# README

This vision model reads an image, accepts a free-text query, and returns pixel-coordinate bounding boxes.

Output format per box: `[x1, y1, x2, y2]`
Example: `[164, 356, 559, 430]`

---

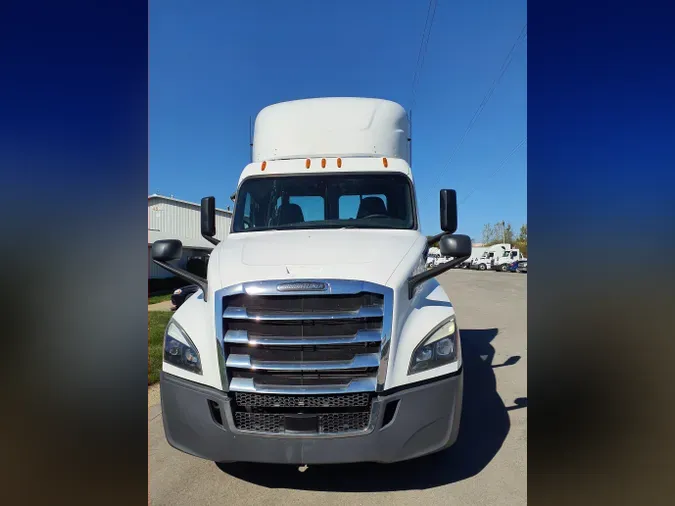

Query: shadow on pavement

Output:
[216, 327, 525, 491]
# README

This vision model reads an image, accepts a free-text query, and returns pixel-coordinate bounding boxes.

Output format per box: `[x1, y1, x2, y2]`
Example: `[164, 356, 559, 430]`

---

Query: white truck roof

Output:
[487, 243, 511, 251]
[252, 97, 410, 164]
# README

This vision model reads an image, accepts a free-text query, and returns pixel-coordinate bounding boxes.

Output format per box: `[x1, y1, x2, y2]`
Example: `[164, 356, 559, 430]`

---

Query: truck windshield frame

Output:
[231, 172, 417, 233]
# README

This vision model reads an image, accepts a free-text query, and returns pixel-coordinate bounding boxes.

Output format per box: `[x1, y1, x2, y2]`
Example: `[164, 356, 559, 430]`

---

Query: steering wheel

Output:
[361, 213, 389, 219]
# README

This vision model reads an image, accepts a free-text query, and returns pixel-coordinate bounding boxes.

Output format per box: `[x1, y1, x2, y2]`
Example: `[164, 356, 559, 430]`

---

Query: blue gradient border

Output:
[0, 1, 148, 503]
[529, 1, 674, 504]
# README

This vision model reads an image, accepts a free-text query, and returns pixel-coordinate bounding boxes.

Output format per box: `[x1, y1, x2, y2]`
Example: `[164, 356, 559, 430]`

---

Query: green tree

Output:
[503, 223, 515, 244]
[480, 221, 524, 250]
[426, 236, 439, 248]
[482, 223, 495, 244]
[514, 223, 527, 256]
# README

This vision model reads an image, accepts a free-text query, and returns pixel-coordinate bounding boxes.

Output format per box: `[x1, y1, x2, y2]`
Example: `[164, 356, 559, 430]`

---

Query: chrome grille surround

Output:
[214, 279, 394, 395]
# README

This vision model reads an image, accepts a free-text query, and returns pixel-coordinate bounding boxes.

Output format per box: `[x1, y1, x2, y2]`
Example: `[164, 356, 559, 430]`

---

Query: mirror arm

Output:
[202, 234, 220, 246]
[427, 233, 445, 246]
[152, 260, 209, 301]
[407, 255, 470, 299]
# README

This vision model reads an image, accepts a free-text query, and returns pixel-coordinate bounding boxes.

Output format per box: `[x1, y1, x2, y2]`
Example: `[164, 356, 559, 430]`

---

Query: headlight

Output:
[408, 315, 460, 375]
[164, 320, 202, 374]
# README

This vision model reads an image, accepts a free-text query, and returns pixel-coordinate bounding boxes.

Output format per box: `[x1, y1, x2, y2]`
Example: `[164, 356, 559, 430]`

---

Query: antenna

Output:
[249, 116, 253, 163]
[408, 109, 413, 167]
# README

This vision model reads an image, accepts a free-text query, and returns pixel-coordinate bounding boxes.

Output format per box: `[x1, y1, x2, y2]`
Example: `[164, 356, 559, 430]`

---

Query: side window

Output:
[242, 193, 252, 229]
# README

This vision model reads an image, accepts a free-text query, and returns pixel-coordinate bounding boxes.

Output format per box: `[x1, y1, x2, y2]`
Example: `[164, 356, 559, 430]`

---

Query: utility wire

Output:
[459, 137, 527, 207]
[410, 0, 438, 111]
[439, 23, 527, 176]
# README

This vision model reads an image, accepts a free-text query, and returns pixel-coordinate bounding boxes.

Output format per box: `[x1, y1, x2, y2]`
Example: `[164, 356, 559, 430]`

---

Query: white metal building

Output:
[148, 194, 232, 279]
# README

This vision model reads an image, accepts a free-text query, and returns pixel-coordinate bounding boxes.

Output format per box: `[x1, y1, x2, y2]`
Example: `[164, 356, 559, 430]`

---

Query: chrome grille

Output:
[215, 280, 392, 435]
[218, 281, 389, 395]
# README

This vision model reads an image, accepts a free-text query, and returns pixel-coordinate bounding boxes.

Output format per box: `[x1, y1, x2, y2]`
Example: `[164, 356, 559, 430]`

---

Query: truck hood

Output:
[214, 229, 421, 288]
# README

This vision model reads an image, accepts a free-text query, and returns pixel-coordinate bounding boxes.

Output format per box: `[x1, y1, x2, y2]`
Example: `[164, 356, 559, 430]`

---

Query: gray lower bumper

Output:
[160, 370, 463, 464]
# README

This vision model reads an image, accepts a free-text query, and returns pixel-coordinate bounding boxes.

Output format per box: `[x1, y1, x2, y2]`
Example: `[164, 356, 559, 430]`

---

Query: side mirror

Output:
[440, 189, 457, 234]
[439, 234, 472, 257]
[151, 239, 208, 301]
[151, 239, 182, 262]
[201, 196, 219, 246]
[409, 232, 472, 299]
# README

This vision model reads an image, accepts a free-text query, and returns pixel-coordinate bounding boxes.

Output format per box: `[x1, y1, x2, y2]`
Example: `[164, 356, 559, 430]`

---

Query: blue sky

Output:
[149, 0, 526, 240]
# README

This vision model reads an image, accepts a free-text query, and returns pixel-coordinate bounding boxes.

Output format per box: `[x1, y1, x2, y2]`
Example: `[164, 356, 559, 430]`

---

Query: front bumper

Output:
[160, 370, 463, 464]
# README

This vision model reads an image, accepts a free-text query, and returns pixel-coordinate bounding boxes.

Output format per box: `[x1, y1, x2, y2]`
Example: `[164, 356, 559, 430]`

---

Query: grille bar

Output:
[226, 353, 380, 371]
[223, 329, 382, 346]
[228, 376, 377, 394]
[223, 306, 383, 321]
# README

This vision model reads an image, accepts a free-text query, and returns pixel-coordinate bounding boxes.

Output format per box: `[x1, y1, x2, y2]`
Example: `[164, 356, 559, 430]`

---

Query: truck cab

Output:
[493, 248, 526, 272]
[426, 247, 441, 268]
[471, 243, 512, 271]
[151, 97, 471, 465]
[472, 251, 495, 270]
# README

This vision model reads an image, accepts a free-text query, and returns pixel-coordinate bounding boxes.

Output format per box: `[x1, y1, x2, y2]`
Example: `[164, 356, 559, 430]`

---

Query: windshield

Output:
[232, 173, 415, 232]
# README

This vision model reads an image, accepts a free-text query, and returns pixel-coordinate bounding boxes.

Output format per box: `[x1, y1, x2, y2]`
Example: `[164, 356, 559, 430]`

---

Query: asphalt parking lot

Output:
[149, 269, 527, 506]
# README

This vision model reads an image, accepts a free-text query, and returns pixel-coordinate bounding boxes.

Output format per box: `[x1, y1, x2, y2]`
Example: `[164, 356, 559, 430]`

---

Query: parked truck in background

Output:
[426, 246, 441, 268]
[493, 248, 526, 272]
[151, 97, 471, 465]
[471, 243, 511, 270]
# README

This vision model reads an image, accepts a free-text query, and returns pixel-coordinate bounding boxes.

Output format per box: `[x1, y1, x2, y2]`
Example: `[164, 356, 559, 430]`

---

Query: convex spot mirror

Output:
[151, 239, 183, 262]
[439, 234, 471, 257]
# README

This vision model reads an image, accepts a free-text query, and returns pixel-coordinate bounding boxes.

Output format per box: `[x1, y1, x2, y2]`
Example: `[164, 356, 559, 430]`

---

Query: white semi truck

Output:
[426, 246, 441, 268]
[151, 97, 471, 465]
[492, 248, 527, 272]
[471, 243, 511, 270]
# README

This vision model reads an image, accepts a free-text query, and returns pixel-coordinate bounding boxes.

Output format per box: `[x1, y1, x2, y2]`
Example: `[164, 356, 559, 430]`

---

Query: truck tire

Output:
[500, 263, 509, 272]
[478, 263, 486, 271]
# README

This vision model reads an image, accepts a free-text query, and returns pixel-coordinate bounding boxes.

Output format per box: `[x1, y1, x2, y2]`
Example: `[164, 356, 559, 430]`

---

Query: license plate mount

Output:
[284, 414, 319, 433]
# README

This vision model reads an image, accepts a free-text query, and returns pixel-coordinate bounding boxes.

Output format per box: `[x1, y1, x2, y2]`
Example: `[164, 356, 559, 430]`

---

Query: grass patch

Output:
[148, 293, 172, 305]
[148, 311, 172, 385]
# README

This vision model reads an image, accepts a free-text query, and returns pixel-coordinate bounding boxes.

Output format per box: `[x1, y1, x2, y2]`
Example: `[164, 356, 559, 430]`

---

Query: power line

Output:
[410, 0, 438, 111]
[459, 136, 527, 207]
[439, 23, 527, 175]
